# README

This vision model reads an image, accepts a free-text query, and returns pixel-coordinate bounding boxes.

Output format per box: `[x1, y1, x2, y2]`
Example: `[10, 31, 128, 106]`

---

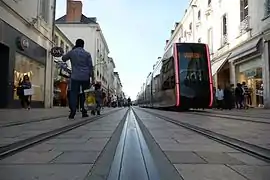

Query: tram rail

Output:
[0, 108, 123, 160]
[136, 108, 270, 163]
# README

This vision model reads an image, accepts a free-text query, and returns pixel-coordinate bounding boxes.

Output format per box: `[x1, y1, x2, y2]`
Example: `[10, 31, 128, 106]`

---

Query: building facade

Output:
[113, 72, 123, 98]
[52, 26, 73, 106]
[0, 0, 56, 108]
[165, 0, 270, 108]
[107, 57, 116, 95]
[55, 0, 111, 93]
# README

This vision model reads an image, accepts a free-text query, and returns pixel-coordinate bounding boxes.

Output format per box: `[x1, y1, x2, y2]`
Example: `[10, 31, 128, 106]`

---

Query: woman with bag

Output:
[19, 75, 32, 110]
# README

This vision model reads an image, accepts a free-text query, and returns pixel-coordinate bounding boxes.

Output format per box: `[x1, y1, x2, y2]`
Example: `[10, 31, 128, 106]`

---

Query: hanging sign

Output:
[51, 47, 64, 57]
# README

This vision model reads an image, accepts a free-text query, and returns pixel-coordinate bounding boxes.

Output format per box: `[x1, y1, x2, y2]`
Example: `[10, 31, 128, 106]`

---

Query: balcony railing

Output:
[221, 33, 228, 46]
[239, 16, 251, 34]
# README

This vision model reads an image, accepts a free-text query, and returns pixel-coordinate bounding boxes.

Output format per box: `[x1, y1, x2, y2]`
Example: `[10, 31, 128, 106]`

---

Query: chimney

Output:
[171, 30, 175, 35]
[66, 0, 82, 22]
[166, 40, 169, 44]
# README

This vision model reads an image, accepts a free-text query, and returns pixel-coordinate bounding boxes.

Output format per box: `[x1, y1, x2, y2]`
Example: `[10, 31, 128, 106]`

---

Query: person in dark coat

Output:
[224, 84, 233, 110]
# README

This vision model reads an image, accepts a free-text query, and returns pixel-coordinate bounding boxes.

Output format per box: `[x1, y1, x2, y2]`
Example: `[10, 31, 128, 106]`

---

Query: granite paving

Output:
[133, 108, 270, 180]
[0, 108, 128, 180]
[140, 108, 270, 150]
[0, 108, 117, 147]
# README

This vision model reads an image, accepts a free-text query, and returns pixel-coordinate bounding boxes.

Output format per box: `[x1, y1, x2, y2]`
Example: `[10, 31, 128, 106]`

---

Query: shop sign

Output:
[51, 47, 64, 57]
[16, 36, 29, 51]
[244, 69, 256, 78]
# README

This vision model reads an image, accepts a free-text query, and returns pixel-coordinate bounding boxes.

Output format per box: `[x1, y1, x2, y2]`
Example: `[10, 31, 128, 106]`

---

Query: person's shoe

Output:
[82, 113, 89, 118]
[68, 112, 75, 120]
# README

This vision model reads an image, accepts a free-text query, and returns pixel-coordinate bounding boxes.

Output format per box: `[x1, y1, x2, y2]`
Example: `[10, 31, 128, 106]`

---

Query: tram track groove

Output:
[0, 115, 68, 128]
[186, 110, 270, 124]
[0, 108, 123, 160]
[137, 108, 270, 163]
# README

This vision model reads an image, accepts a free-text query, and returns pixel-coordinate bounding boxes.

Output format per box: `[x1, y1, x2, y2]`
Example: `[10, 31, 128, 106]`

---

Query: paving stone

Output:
[174, 164, 247, 180]
[25, 143, 55, 152]
[46, 138, 88, 144]
[0, 164, 92, 180]
[196, 152, 245, 165]
[0, 151, 62, 164]
[52, 151, 100, 164]
[164, 151, 206, 164]
[227, 152, 270, 165]
[229, 165, 270, 180]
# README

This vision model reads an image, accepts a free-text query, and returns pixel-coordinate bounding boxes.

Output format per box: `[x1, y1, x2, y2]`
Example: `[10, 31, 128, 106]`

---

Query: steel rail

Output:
[0, 108, 123, 160]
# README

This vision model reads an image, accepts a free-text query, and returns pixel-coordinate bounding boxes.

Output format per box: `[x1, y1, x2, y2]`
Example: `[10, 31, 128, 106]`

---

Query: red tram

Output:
[137, 43, 213, 110]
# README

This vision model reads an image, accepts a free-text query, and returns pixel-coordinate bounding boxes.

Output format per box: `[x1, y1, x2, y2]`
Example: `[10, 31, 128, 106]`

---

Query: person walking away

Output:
[224, 84, 233, 110]
[212, 87, 217, 109]
[127, 97, 131, 107]
[235, 83, 244, 109]
[62, 39, 93, 119]
[91, 83, 102, 115]
[19, 75, 32, 110]
[76, 85, 84, 112]
[215, 85, 224, 110]
[66, 78, 71, 110]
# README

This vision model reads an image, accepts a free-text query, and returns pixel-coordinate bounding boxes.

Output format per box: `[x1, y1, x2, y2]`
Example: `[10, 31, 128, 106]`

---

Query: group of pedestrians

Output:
[62, 39, 102, 119]
[214, 82, 251, 110]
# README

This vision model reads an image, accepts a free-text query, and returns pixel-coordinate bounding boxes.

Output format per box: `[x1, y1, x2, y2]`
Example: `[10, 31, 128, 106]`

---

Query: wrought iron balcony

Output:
[222, 33, 228, 45]
[239, 16, 251, 34]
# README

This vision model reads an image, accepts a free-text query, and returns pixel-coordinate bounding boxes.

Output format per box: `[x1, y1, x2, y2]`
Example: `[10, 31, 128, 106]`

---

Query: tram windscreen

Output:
[177, 44, 210, 98]
[178, 44, 209, 83]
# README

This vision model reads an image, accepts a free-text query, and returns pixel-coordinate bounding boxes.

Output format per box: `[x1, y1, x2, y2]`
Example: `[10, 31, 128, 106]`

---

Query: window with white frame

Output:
[198, 10, 201, 20]
[40, 0, 49, 22]
[240, 0, 248, 22]
[208, 0, 212, 6]
[222, 14, 228, 45]
[265, 0, 270, 17]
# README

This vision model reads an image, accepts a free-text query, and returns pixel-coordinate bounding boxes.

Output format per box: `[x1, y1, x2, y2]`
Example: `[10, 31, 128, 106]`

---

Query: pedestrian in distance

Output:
[62, 39, 93, 120]
[91, 83, 102, 116]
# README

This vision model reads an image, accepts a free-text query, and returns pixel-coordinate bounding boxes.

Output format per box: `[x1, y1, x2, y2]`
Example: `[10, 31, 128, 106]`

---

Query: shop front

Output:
[229, 36, 264, 108]
[0, 20, 46, 108]
[211, 52, 232, 89]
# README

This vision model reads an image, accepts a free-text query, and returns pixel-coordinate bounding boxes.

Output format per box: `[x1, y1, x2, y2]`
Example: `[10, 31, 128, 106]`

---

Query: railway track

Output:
[0, 108, 123, 160]
[186, 110, 270, 124]
[137, 108, 270, 163]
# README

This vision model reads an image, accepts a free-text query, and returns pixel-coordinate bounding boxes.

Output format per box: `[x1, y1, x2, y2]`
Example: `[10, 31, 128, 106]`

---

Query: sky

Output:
[56, 0, 189, 100]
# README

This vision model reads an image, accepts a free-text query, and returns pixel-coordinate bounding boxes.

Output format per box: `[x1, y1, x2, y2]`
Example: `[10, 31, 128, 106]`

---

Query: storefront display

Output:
[13, 53, 45, 101]
[237, 67, 263, 107]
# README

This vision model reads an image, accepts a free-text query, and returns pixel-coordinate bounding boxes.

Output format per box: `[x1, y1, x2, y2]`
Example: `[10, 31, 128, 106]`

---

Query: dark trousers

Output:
[20, 95, 31, 108]
[76, 93, 84, 110]
[67, 90, 71, 109]
[69, 79, 89, 116]
[216, 100, 224, 109]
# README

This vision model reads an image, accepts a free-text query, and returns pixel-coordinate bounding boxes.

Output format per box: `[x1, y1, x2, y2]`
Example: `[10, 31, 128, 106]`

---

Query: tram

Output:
[137, 43, 213, 110]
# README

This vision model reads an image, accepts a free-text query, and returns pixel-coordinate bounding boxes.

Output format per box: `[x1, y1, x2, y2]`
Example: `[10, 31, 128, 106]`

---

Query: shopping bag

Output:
[24, 88, 34, 96]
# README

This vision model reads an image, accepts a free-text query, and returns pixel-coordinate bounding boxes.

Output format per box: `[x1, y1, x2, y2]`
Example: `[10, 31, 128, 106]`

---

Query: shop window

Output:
[237, 67, 263, 107]
[13, 53, 45, 101]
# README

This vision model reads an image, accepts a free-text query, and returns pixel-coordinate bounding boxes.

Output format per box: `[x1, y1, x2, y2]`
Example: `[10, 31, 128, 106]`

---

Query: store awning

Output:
[211, 53, 231, 76]
[228, 37, 263, 63]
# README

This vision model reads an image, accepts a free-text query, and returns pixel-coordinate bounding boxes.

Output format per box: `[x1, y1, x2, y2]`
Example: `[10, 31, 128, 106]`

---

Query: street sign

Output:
[51, 47, 64, 57]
